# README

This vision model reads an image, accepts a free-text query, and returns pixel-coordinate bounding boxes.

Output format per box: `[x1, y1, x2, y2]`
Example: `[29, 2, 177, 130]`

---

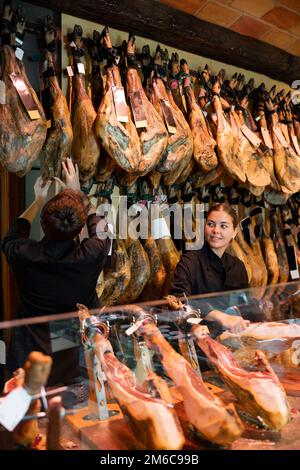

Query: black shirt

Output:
[2, 214, 111, 384]
[171, 242, 249, 304]
[2, 214, 110, 318]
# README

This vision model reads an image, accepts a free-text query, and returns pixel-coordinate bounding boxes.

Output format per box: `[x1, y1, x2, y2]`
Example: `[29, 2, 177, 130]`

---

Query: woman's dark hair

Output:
[41, 189, 91, 241]
[206, 203, 239, 228]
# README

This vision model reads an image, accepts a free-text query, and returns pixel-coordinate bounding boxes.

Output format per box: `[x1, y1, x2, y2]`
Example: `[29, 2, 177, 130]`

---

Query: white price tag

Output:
[261, 127, 273, 149]
[241, 124, 262, 148]
[151, 218, 171, 239]
[66, 66, 74, 77]
[186, 317, 202, 325]
[0, 80, 6, 105]
[273, 126, 289, 148]
[77, 63, 85, 75]
[291, 135, 300, 156]
[15, 47, 24, 61]
[290, 269, 300, 280]
[0, 387, 31, 431]
[125, 320, 143, 336]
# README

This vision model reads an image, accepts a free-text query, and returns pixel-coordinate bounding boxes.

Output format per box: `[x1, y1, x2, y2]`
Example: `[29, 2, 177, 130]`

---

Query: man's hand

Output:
[54, 157, 81, 191]
[34, 176, 52, 202]
[19, 176, 52, 223]
[205, 309, 250, 333]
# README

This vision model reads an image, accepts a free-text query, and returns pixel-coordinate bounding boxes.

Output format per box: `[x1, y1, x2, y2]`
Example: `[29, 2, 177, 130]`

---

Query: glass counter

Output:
[0, 281, 300, 450]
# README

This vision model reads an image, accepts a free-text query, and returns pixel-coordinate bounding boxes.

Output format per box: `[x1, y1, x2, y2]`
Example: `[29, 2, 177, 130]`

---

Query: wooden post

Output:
[0, 171, 25, 324]
[1, 171, 10, 323]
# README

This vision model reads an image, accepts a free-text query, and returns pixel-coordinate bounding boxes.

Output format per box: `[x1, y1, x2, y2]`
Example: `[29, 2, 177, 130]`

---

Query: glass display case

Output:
[0, 281, 300, 451]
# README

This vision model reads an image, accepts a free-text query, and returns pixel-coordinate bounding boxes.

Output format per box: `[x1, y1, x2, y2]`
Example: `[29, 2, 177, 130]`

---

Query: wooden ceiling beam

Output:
[27, 0, 300, 84]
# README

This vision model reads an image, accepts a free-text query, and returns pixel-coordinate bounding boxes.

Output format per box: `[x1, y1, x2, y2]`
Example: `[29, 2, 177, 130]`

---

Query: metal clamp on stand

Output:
[126, 313, 156, 383]
[175, 301, 203, 378]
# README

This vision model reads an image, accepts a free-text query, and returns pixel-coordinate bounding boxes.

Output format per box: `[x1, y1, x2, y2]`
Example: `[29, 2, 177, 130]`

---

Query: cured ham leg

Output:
[99, 239, 131, 306]
[151, 77, 193, 174]
[195, 333, 290, 431]
[126, 67, 168, 174]
[221, 322, 300, 342]
[212, 89, 246, 183]
[268, 99, 300, 193]
[41, 53, 73, 179]
[233, 109, 271, 188]
[95, 63, 142, 173]
[136, 318, 244, 445]
[138, 237, 166, 301]
[71, 69, 100, 184]
[78, 306, 184, 450]
[0, 45, 47, 176]
[184, 79, 218, 172]
[117, 236, 151, 305]
[220, 322, 300, 369]
[162, 89, 194, 185]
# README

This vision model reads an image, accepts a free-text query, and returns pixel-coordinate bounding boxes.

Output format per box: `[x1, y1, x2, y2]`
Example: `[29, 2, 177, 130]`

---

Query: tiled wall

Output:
[159, 0, 300, 57]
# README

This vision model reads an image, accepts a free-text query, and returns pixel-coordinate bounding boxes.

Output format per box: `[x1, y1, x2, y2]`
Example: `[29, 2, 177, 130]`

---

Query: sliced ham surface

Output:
[78, 306, 184, 450]
[137, 320, 243, 445]
[196, 333, 290, 430]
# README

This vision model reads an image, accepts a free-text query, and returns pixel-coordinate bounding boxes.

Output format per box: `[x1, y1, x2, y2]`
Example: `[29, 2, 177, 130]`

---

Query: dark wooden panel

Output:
[0, 172, 24, 323]
[26, 0, 300, 84]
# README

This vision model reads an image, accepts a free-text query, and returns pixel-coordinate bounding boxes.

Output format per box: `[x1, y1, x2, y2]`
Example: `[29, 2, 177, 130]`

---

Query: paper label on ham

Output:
[0, 80, 6, 104]
[291, 269, 300, 280]
[9, 72, 41, 120]
[273, 126, 289, 148]
[160, 99, 177, 134]
[187, 318, 202, 326]
[0, 387, 31, 431]
[261, 127, 273, 149]
[66, 66, 74, 77]
[180, 91, 187, 113]
[152, 218, 171, 239]
[291, 135, 300, 156]
[77, 63, 85, 75]
[15, 47, 24, 62]
[129, 90, 147, 128]
[125, 319, 144, 336]
[241, 124, 262, 148]
[112, 85, 129, 123]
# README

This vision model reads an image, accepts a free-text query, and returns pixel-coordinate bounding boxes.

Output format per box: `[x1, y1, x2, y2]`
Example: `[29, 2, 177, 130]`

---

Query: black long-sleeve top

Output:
[171, 243, 249, 321]
[171, 242, 249, 297]
[2, 214, 111, 319]
[2, 214, 111, 384]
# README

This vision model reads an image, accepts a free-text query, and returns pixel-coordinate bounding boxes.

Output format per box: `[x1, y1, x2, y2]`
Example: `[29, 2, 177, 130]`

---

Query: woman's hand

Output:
[221, 314, 250, 333]
[54, 157, 80, 191]
[205, 310, 250, 333]
[34, 176, 52, 203]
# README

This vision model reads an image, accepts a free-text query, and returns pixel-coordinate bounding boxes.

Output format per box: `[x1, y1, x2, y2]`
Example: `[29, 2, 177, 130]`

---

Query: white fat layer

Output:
[250, 379, 289, 417]
[240, 323, 300, 340]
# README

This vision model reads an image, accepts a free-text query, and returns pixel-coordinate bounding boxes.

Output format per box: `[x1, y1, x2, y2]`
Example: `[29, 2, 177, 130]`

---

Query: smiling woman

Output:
[171, 203, 249, 334]
[205, 204, 239, 258]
